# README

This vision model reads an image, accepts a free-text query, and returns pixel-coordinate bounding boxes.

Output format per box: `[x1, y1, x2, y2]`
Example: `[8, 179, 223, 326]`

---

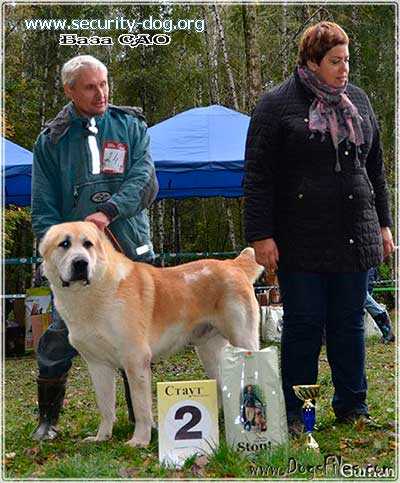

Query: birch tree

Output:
[203, 6, 220, 104]
[242, 4, 262, 111]
[212, 4, 239, 110]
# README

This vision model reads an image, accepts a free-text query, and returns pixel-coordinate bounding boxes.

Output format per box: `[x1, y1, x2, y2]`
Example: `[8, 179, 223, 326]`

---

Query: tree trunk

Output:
[202, 6, 220, 104]
[172, 201, 181, 255]
[351, 7, 362, 85]
[242, 4, 262, 111]
[156, 200, 165, 256]
[212, 4, 239, 110]
[223, 200, 238, 251]
[281, 2, 289, 79]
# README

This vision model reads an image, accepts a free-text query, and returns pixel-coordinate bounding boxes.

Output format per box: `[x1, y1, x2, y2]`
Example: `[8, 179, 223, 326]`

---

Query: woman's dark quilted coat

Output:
[244, 71, 392, 272]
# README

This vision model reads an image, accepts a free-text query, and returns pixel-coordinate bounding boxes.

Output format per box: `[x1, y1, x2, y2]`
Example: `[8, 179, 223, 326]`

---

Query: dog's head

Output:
[39, 221, 108, 290]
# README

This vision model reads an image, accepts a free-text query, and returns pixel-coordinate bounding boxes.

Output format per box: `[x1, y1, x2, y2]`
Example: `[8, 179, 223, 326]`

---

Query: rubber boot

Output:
[373, 312, 395, 343]
[32, 374, 67, 441]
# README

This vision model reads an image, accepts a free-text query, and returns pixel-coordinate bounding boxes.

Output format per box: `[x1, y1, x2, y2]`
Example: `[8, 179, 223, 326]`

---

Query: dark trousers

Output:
[278, 270, 368, 420]
[37, 305, 78, 378]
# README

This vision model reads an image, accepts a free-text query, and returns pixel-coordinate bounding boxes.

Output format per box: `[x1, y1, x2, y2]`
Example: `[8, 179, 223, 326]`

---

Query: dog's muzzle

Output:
[70, 258, 90, 283]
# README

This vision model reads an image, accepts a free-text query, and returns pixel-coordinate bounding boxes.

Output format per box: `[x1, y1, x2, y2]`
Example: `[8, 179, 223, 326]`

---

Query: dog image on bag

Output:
[39, 221, 263, 448]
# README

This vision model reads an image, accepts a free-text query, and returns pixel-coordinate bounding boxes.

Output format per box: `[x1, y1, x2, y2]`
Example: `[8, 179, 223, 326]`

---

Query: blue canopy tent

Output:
[149, 105, 250, 199]
[3, 105, 250, 206]
[3, 138, 33, 206]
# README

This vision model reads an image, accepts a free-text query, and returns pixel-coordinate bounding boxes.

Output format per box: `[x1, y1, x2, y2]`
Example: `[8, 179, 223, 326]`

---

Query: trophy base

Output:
[305, 433, 319, 452]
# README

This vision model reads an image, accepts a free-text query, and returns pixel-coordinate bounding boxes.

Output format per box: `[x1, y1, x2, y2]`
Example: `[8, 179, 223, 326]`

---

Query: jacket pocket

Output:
[289, 175, 338, 240]
[73, 178, 123, 204]
[72, 177, 124, 218]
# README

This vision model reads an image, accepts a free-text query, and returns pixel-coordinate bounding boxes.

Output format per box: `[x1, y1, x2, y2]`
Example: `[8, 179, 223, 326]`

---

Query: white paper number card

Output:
[157, 379, 219, 468]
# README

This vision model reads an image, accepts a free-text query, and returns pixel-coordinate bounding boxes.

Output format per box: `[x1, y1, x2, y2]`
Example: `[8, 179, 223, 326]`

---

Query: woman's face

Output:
[307, 44, 349, 88]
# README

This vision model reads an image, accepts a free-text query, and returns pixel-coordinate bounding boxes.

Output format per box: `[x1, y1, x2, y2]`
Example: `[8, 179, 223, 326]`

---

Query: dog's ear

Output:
[94, 228, 109, 261]
[38, 226, 57, 258]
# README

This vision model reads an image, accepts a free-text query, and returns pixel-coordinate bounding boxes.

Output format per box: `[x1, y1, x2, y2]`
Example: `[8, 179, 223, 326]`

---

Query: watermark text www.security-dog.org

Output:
[23, 15, 205, 48]
[250, 455, 395, 478]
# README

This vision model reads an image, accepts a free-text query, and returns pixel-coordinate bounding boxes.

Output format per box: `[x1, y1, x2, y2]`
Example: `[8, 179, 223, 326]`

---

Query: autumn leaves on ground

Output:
[4, 330, 396, 479]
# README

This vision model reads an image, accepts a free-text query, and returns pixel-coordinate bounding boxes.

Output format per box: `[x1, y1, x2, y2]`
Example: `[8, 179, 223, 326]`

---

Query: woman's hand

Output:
[252, 238, 279, 272]
[381, 227, 395, 258]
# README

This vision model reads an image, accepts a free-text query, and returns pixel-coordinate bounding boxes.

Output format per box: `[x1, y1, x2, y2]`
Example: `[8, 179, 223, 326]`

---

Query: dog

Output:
[39, 221, 263, 447]
[254, 409, 267, 432]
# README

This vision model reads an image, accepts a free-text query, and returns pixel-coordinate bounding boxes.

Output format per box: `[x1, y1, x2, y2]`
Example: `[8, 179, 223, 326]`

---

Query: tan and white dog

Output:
[39, 221, 263, 447]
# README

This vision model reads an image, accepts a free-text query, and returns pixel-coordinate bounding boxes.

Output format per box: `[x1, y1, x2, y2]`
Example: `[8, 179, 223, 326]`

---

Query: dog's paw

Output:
[82, 435, 99, 443]
[125, 436, 150, 448]
[82, 434, 110, 443]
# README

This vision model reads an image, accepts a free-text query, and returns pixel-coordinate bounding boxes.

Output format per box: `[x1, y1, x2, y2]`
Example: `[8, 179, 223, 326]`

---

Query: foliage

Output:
[4, 334, 396, 478]
[3, 4, 396, 293]
[4, 206, 34, 294]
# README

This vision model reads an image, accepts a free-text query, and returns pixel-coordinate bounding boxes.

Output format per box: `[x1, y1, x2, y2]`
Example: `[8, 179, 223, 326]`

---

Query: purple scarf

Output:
[297, 66, 364, 171]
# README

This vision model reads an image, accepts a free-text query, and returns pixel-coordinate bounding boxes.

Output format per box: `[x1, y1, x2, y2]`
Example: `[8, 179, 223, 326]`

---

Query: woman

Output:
[243, 22, 394, 433]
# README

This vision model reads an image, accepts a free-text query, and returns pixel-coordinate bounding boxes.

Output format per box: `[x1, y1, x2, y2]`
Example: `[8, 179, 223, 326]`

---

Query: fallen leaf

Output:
[354, 418, 366, 432]
[25, 447, 39, 457]
[194, 454, 209, 467]
[191, 454, 209, 477]
[30, 471, 45, 477]
[340, 438, 353, 450]
[353, 439, 369, 447]
[389, 440, 397, 450]
[169, 470, 184, 478]
[119, 467, 142, 478]
[5, 452, 16, 459]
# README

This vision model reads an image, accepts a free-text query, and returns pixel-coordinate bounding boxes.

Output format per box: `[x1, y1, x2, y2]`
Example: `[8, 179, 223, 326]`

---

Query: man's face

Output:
[64, 67, 109, 117]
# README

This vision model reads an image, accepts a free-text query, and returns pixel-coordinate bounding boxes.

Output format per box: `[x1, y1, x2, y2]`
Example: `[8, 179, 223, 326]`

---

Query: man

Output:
[31, 55, 158, 440]
[242, 384, 263, 431]
[365, 268, 395, 343]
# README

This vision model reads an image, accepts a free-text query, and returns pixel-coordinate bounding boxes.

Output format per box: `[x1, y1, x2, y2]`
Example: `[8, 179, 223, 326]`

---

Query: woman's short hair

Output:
[298, 21, 349, 66]
[61, 55, 107, 86]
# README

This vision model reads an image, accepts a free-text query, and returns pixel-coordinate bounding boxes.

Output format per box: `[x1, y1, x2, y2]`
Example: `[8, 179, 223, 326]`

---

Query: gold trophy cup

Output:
[292, 384, 320, 451]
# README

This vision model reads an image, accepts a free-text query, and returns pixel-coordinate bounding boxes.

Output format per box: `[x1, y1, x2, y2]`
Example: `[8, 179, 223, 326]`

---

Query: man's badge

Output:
[102, 141, 127, 174]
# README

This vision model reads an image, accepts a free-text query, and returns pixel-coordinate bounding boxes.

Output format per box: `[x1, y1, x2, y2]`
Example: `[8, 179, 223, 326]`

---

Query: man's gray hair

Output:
[61, 55, 107, 86]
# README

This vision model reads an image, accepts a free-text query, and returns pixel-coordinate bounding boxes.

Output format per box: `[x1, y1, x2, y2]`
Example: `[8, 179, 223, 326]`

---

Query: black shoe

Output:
[336, 412, 381, 429]
[32, 375, 67, 441]
[288, 418, 305, 438]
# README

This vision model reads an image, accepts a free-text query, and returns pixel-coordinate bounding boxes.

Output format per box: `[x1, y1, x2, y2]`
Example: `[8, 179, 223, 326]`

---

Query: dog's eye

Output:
[83, 240, 93, 249]
[59, 239, 71, 249]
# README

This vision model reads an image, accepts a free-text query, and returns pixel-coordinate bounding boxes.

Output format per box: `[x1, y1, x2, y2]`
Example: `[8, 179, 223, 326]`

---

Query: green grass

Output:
[3, 329, 397, 479]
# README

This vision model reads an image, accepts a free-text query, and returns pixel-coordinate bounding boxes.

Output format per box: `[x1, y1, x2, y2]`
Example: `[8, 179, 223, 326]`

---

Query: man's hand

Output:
[381, 227, 395, 259]
[85, 212, 110, 232]
[251, 238, 279, 273]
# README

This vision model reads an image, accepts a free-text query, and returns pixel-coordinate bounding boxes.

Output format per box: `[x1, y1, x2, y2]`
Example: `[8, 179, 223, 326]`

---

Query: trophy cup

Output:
[292, 384, 320, 451]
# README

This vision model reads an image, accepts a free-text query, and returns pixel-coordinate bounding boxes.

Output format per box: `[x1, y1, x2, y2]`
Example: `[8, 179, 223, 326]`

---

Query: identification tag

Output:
[157, 379, 219, 468]
[102, 142, 127, 174]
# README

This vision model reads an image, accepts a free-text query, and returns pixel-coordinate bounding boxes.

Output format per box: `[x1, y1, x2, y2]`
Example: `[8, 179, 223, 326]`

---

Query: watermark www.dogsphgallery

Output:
[250, 455, 395, 479]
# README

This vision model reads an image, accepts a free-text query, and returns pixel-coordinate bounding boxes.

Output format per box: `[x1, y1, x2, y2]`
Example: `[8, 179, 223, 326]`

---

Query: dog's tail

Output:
[234, 247, 264, 283]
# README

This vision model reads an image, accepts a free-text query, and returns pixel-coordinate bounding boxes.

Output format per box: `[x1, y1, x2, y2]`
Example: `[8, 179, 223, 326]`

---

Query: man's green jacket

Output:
[32, 102, 158, 261]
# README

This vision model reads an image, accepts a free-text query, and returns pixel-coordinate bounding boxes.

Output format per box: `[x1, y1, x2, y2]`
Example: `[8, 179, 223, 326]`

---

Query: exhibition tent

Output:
[149, 104, 250, 199]
[3, 138, 33, 207]
[3, 105, 250, 206]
